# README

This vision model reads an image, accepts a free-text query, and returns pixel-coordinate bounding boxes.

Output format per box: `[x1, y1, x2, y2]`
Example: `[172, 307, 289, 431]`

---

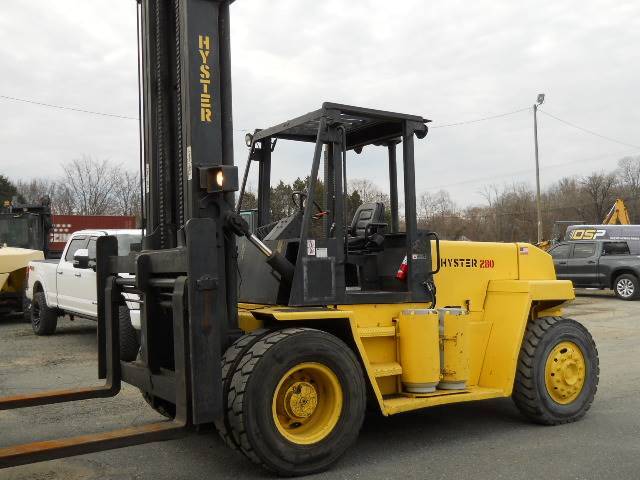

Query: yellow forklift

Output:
[0, 0, 598, 476]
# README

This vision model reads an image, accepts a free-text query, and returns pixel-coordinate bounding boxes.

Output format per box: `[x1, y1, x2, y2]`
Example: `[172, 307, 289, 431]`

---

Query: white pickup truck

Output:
[26, 229, 141, 361]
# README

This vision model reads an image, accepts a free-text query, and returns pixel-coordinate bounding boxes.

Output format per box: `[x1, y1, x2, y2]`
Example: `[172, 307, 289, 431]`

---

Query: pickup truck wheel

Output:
[119, 306, 140, 362]
[31, 292, 58, 336]
[513, 316, 599, 425]
[613, 274, 639, 300]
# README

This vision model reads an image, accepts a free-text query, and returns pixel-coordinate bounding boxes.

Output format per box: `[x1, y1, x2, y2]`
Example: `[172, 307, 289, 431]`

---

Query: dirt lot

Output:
[1, 291, 639, 480]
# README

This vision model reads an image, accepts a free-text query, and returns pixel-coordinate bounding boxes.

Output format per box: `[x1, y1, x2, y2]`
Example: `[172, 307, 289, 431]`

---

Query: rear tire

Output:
[226, 328, 366, 476]
[31, 291, 58, 336]
[613, 273, 639, 300]
[119, 306, 140, 362]
[513, 316, 599, 425]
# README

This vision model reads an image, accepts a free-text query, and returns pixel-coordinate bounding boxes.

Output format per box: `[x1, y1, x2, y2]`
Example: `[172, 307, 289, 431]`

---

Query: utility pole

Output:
[533, 93, 545, 243]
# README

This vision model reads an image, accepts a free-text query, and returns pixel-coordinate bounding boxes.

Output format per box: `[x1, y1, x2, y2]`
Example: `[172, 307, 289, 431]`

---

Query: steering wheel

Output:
[291, 191, 328, 219]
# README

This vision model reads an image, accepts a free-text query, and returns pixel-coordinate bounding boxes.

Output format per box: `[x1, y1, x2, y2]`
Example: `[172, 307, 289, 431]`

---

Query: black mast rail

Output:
[0, 0, 240, 467]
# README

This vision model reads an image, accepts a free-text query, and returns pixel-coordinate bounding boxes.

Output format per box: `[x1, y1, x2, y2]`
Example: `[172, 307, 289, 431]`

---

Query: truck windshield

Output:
[0, 216, 37, 249]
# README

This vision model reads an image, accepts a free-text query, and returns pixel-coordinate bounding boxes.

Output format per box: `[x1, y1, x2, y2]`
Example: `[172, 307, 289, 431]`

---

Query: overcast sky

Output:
[1, 0, 639, 206]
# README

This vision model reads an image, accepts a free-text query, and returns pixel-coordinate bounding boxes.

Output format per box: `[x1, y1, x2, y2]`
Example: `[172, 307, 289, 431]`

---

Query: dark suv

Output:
[549, 240, 640, 300]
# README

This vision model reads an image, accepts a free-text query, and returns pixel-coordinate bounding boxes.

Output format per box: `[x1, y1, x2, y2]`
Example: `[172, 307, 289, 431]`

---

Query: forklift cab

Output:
[236, 103, 438, 306]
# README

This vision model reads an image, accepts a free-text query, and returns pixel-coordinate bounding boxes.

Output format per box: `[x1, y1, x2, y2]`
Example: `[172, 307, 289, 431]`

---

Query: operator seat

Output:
[347, 202, 386, 251]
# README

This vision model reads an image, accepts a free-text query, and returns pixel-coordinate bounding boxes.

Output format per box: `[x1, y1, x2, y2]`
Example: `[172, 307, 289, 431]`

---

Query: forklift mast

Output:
[130, 0, 240, 422]
[0, 0, 241, 467]
[140, 0, 238, 331]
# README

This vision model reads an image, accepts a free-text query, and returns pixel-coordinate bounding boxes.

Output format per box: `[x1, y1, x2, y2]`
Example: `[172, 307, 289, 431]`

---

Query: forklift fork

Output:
[0, 275, 190, 469]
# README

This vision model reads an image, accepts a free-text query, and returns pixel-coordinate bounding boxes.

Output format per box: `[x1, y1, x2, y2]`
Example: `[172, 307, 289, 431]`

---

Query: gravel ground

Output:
[0, 290, 638, 480]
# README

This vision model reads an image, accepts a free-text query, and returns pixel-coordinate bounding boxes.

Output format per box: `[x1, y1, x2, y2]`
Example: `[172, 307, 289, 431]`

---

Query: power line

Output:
[0, 92, 530, 131]
[539, 109, 640, 150]
[0, 93, 250, 132]
[4, 90, 639, 151]
[425, 148, 640, 192]
[430, 107, 530, 128]
[0, 94, 138, 120]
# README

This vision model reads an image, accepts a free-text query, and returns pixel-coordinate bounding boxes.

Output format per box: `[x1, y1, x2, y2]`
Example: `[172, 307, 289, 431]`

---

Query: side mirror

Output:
[73, 248, 90, 269]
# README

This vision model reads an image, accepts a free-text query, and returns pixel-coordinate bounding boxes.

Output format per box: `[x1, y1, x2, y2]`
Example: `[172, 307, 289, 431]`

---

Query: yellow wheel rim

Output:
[272, 362, 343, 445]
[544, 341, 586, 404]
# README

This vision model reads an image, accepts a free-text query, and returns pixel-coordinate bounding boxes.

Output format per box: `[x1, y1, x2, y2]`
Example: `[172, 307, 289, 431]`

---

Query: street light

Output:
[533, 93, 545, 243]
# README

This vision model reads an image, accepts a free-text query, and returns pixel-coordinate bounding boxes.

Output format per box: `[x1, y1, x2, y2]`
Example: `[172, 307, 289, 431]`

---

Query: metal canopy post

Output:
[257, 139, 272, 228]
[324, 144, 335, 237]
[387, 140, 400, 233]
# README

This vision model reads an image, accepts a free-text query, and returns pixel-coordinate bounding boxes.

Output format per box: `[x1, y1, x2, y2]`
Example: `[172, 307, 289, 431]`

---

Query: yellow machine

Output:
[0, 6, 598, 476]
[204, 105, 600, 475]
[603, 198, 631, 225]
[0, 200, 51, 319]
[0, 247, 43, 318]
[234, 241, 595, 421]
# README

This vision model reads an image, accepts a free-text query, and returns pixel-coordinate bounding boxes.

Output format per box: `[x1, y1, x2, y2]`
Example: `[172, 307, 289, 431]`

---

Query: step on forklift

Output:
[0, 0, 599, 476]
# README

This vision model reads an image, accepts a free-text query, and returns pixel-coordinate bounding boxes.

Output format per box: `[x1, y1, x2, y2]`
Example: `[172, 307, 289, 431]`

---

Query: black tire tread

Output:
[215, 328, 271, 450]
[118, 306, 140, 362]
[227, 328, 307, 471]
[32, 291, 58, 336]
[513, 316, 599, 425]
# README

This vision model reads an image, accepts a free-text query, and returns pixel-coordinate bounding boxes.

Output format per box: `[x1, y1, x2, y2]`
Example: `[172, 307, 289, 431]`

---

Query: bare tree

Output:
[579, 172, 617, 223]
[617, 156, 640, 194]
[61, 156, 120, 215]
[52, 184, 76, 215]
[112, 170, 141, 217]
[617, 156, 640, 222]
[14, 178, 56, 205]
[349, 179, 389, 204]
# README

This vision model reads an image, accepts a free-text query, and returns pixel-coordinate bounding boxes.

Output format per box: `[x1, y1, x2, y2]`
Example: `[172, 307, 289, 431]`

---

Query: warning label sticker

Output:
[307, 239, 316, 256]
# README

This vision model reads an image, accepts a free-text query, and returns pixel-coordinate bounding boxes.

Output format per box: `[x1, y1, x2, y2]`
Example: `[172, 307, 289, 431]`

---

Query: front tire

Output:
[613, 273, 639, 300]
[225, 328, 366, 476]
[31, 291, 58, 336]
[513, 316, 599, 425]
[216, 328, 270, 450]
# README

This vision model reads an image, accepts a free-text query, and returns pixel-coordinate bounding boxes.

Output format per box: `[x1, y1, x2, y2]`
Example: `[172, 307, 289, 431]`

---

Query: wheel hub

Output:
[545, 341, 586, 404]
[617, 278, 634, 297]
[272, 362, 343, 445]
[283, 381, 318, 419]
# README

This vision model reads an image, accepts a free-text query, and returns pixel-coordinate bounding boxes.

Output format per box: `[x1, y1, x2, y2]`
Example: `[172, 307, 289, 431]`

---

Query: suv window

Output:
[602, 241, 630, 256]
[550, 244, 571, 259]
[572, 243, 596, 258]
[64, 237, 88, 262]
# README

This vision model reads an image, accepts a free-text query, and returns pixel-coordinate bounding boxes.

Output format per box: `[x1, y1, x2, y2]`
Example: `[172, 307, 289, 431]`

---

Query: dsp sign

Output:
[569, 228, 606, 240]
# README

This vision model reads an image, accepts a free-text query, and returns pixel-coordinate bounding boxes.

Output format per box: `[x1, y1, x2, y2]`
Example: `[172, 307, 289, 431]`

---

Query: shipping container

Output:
[49, 215, 137, 257]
